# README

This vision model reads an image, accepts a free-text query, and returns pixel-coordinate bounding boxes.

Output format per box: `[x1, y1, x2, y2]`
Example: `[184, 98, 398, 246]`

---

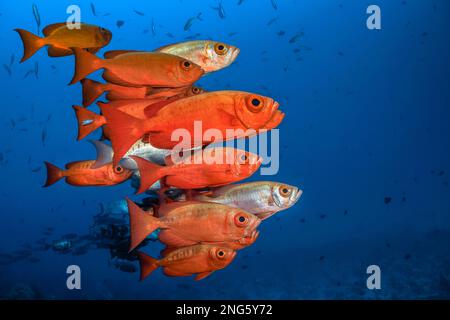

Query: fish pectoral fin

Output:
[218, 109, 241, 128]
[195, 271, 214, 281]
[47, 46, 73, 57]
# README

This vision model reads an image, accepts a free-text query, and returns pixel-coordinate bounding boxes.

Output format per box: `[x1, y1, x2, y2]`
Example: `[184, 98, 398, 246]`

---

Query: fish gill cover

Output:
[0, 0, 449, 300]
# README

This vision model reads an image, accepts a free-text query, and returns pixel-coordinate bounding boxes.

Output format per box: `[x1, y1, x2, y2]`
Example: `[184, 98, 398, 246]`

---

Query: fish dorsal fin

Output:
[195, 271, 213, 281]
[43, 23, 67, 36]
[89, 140, 113, 169]
[104, 50, 141, 59]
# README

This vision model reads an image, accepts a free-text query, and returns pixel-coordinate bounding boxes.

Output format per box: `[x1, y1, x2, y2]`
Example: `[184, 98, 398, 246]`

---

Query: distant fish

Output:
[3, 64, 12, 76]
[184, 12, 202, 31]
[32, 3, 41, 35]
[289, 31, 304, 43]
[238, 0, 245, 5]
[41, 127, 47, 147]
[151, 18, 156, 36]
[90, 2, 97, 16]
[166, 32, 175, 38]
[384, 196, 392, 204]
[31, 166, 42, 173]
[184, 33, 201, 40]
[267, 17, 278, 26]
[277, 30, 285, 36]
[211, 0, 226, 19]
[9, 54, 15, 66]
[116, 20, 125, 28]
[270, 0, 278, 10]
[34, 61, 39, 79]
[23, 69, 35, 79]
[133, 9, 145, 16]
[228, 32, 238, 37]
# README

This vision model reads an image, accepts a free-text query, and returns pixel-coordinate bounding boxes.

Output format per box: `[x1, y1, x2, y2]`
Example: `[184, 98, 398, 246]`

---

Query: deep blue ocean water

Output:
[0, 0, 449, 299]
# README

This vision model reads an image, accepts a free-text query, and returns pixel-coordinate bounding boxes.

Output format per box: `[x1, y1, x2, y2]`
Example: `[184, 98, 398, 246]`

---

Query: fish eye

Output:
[279, 185, 292, 197]
[192, 87, 199, 94]
[214, 43, 228, 55]
[235, 214, 248, 226]
[114, 165, 124, 174]
[239, 154, 248, 163]
[251, 98, 260, 106]
[218, 250, 224, 257]
[181, 60, 192, 70]
[246, 96, 264, 113]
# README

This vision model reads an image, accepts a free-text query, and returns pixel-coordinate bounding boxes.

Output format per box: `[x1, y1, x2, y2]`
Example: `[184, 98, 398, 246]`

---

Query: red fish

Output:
[127, 199, 261, 251]
[43, 160, 132, 187]
[100, 90, 284, 165]
[70, 48, 204, 86]
[130, 147, 262, 193]
[15, 23, 112, 62]
[138, 245, 236, 281]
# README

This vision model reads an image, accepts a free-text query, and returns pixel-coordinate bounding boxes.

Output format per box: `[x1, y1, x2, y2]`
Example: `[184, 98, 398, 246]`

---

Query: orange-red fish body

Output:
[100, 91, 284, 164]
[127, 199, 261, 251]
[131, 147, 262, 193]
[44, 160, 132, 187]
[138, 244, 236, 280]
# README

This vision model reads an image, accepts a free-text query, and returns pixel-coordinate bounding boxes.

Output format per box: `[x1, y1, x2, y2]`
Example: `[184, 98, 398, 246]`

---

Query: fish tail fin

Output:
[137, 251, 159, 281]
[99, 104, 148, 166]
[129, 156, 165, 194]
[80, 79, 105, 107]
[72, 105, 105, 140]
[14, 28, 45, 62]
[43, 161, 64, 187]
[70, 48, 103, 85]
[127, 198, 162, 252]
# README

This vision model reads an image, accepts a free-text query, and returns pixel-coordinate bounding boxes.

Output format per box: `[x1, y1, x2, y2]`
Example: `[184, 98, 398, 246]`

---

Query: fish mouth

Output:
[264, 103, 285, 130]
[231, 47, 240, 62]
[290, 188, 303, 206]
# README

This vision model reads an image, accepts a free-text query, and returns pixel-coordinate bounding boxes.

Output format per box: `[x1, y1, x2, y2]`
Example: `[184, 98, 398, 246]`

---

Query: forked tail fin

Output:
[129, 156, 166, 194]
[70, 48, 103, 85]
[72, 105, 106, 140]
[43, 161, 64, 187]
[126, 198, 162, 252]
[14, 28, 45, 62]
[137, 251, 159, 281]
[81, 78, 106, 107]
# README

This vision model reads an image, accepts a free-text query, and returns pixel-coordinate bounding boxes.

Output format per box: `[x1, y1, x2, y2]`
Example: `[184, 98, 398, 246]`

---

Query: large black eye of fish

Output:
[246, 96, 264, 113]
[214, 43, 228, 55]
[279, 185, 292, 197]
[114, 166, 124, 174]
[181, 60, 192, 70]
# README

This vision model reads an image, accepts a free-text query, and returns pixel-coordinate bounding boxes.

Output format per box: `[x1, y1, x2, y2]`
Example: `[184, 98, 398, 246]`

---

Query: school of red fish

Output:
[16, 22, 302, 281]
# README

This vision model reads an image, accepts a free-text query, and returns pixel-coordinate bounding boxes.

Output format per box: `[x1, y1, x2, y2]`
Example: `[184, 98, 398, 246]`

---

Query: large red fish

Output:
[138, 245, 236, 281]
[43, 160, 132, 187]
[100, 90, 284, 165]
[15, 23, 112, 62]
[130, 147, 262, 194]
[70, 48, 204, 86]
[127, 199, 261, 252]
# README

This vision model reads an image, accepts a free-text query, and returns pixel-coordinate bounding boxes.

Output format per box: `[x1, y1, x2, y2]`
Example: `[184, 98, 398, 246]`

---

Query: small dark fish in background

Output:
[319, 213, 327, 219]
[32, 3, 41, 35]
[184, 33, 201, 40]
[238, 0, 245, 5]
[166, 32, 175, 38]
[41, 127, 47, 147]
[184, 12, 202, 31]
[384, 196, 392, 204]
[277, 30, 285, 36]
[319, 255, 325, 262]
[338, 51, 344, 56]
[116, 20, 125, 28]
[267, 17, 278, 26]
[10, 54, 15, 66]
[404, 253, 412, 260]
[34, 61, 39, 79]
[228, 32, 238, 37]
[31, 166, 42, 173]
[150, 18, 156, 36]
[133, 9, 145, 16]
[90, 2, 97, 16]
[23, 69, 35, 79]
[270, 0, 278, 10]
[3, 64, 12, 76]
[289, 31, 304, 43]
[211, 0, 226, 19]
